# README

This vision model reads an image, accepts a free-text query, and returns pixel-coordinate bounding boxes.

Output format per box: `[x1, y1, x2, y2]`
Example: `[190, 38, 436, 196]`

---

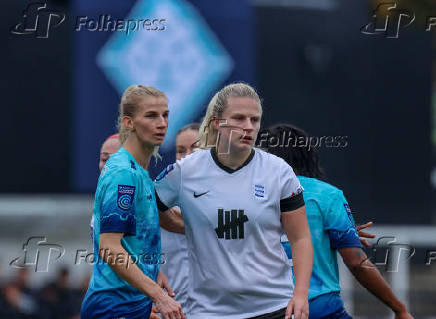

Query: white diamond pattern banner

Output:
[97, 0, 233, 149]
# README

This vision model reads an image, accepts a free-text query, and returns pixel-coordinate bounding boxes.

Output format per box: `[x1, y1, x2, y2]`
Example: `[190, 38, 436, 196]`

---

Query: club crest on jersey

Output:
[155, 164, 174, 181]
[253, 184, 266, 199]
[117, 185, 135, 210]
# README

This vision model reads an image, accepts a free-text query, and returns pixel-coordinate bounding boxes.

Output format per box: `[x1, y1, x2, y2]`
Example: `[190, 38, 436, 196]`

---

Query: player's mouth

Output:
[240, 136, 253, 143]
[155, 133, 166, 139]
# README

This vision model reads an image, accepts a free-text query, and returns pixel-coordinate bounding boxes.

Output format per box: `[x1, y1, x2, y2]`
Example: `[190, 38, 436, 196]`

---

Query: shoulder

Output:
[253, 148, 289, 170]
[100, 150, 139, 183]
[174, 148, 211, 172]
[180, 148, 209, 165]
[299, 176, 343, 199]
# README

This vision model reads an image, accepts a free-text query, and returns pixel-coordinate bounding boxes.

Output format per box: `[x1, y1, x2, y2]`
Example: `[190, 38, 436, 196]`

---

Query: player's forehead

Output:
[223, 96, 261, 117]
[137, 95, 168, 113]
[176, 129, 198, 147]
[101, 138, 121, 154]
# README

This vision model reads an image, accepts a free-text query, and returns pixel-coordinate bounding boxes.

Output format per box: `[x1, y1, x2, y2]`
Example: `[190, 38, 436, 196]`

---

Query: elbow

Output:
[344, 259, 363, 272]
[344, 256, 370, 273]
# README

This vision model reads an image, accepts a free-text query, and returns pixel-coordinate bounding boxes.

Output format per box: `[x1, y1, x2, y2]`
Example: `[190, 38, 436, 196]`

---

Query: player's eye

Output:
[145, 113, 158, 118]
[251, 117, 260, 123]
[163, 112, 169, 118]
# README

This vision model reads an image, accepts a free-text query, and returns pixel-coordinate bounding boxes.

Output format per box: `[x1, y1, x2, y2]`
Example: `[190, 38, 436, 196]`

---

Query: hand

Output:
[356, 221, 376, 247]
[154, 291, 185, 319]
[394, 311, 414, 319]
[285, 294, 309, 319]
[150, 306, 161, 319]
[157, 271, 175, 297]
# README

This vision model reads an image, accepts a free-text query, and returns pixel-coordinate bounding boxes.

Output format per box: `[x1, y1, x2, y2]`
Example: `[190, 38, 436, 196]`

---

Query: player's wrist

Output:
[392, 302, 407, 314]
[149, 284, 166, 303]
[292, 288, 309, 299]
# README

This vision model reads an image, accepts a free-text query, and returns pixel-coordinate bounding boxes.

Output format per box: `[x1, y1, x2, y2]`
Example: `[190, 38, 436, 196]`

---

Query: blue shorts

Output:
[309, 292, 352, 319]
[81, 300, 151, 319]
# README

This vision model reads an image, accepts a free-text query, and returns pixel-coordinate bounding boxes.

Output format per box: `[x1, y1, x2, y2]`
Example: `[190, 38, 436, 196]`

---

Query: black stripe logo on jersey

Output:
[215, 209, 249, 239]
[193, 191, 209, 198]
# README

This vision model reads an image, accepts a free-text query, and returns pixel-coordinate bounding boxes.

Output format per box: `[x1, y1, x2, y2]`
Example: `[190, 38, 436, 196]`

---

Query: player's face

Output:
[176, 129, 199, 160]
[99, 138, 121, 171]
[132, 96, 169, 147]
[216, 97, 261, 152]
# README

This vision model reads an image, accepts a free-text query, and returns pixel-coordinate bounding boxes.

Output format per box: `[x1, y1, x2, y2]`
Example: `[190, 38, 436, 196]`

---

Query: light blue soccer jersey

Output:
[281, 176, 361, 301]
[81, 147, 161, 319]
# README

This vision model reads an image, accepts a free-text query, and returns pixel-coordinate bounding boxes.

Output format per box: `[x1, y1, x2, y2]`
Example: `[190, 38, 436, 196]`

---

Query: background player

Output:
[262, 124, 414, 319]
[155, 83, 313, 319]
[98, 133, 121, 171]
[90, 133, 122, 237]
[81, 85, 184, 319]
[152, 123, 200, 318]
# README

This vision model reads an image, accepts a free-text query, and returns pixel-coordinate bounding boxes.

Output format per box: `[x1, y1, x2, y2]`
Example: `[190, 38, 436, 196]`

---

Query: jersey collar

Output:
[210, 147, 255, 174]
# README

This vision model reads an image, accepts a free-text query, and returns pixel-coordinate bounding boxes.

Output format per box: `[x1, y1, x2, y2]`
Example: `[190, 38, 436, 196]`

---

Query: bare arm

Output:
[339, 247, 413, 319]
[159, 207, 185, 234]
[99, 233, 185, 319]
[281, 205, 313, 319]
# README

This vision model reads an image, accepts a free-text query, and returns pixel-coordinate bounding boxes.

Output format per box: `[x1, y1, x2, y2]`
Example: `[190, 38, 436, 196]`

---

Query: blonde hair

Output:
[117, 85, 167, 160]
[198, 82, 262, 148]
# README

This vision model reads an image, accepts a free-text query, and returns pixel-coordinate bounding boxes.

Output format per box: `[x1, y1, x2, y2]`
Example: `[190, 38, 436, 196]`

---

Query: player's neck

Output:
[215, 144, 253, 170]
[123, 136, 154, 169]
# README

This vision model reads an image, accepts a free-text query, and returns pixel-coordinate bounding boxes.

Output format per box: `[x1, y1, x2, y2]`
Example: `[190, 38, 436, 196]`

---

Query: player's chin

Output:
[152, 135, 166, 145]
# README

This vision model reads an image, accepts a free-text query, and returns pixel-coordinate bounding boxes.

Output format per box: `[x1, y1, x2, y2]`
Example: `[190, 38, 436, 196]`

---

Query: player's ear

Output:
[122, 115, 135, 132]
[211, 116, 220, 131]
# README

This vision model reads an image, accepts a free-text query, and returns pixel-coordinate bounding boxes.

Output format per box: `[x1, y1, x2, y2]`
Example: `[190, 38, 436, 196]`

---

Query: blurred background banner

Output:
[71, 0, 253, 192]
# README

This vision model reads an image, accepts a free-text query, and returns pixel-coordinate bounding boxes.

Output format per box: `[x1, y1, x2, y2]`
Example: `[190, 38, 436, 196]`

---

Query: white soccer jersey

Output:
[154, 148, 304, 319]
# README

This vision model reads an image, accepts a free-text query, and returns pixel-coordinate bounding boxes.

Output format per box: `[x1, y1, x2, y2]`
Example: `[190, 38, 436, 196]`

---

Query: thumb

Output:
[163, 280, 175, 297]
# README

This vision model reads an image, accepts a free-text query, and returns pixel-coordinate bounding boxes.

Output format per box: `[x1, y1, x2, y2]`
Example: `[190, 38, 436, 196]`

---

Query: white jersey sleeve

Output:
[278, 160, 305, 212]
[154, 162, 181, 210]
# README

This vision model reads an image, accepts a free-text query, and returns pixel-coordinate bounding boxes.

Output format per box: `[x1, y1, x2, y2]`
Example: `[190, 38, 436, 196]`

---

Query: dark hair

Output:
[177, 123, 200, 136]
[258, 124, 326, 179]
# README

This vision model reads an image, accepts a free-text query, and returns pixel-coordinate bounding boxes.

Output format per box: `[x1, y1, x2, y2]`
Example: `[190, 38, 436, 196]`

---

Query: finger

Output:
[162, 281, 176, 297]
[356, 221, 373, 231]
[285, 303, 294, 319]
[361, 221, 373, 228]
[360, 238, 370, 247]
[173, 309, 181, 319]
[359, 231, 376, 238]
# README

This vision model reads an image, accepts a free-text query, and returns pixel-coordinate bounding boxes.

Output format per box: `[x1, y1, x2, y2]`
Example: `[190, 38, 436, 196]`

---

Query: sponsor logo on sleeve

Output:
[117, 185, 135, 210]
[155, 164, 174, 181]
[344, 203, 353, 221]
[290, 185, 304, 197]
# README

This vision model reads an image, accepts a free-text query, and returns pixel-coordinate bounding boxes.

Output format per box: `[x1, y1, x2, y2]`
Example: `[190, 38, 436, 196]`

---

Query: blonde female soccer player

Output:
[156, 83, 313, 319]
[81, 85, 185, 319]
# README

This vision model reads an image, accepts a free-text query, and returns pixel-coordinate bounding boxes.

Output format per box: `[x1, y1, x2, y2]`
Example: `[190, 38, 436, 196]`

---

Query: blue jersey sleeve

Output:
[325, 191, 362, 250]
[100, 168, 138, 236]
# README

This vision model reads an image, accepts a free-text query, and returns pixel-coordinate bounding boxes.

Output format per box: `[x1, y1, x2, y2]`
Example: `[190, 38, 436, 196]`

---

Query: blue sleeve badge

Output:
[344, 203, 354, 223]
[155, 164, 174, 181]
[117, 185, 136, 210]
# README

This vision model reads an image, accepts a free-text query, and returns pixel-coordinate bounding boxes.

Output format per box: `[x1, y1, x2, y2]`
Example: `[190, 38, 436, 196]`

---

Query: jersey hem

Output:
[187, 300, 291, 319]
